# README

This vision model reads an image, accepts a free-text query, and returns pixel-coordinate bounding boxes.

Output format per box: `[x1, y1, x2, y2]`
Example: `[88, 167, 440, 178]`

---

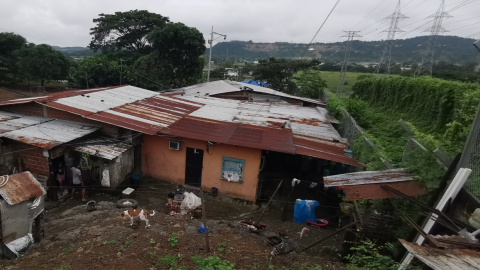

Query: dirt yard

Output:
[3, 181, 347, 270]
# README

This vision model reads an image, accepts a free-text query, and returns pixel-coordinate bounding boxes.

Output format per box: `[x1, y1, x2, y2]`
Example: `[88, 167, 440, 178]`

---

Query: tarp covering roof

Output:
[324, 169, 415, 187]
[0, 83, 362, 166]
[399, 238, 480, 270]
[241, 80, 269, 87]
[71, 137, 133, 160]
[0, 171, 46, 205]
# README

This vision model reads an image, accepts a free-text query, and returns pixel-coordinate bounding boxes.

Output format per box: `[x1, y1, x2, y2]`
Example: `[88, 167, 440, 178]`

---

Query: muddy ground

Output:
[4, 180, 347, 270]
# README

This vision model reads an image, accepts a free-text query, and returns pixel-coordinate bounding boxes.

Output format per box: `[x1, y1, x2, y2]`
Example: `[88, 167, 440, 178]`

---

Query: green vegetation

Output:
[319, 71, 365, 94]
[293, 69, 327, 98]
[61, 247, 73, 254]
[157, 254, 182, 269]
[191, 255, 235, 270]
[217, 241, 227, 252]
[125, 238, 133, 245]
[103, 240, 117, 245]
[345, 240, 407, 270]
[168, 233, 178, 247]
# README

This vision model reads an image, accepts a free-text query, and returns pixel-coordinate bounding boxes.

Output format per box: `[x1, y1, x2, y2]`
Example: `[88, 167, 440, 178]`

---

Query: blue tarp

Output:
[241, 80, 268, 87]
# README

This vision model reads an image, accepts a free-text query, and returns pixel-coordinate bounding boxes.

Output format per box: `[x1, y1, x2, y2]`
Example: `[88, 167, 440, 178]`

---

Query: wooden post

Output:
[199, 188, 210, 252]
[301, 221, 357, 252]
[258, 179, 283, 224]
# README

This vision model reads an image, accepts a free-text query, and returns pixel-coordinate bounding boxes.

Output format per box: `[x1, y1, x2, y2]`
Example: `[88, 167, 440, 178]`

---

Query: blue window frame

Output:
[221, 157, 245, 183]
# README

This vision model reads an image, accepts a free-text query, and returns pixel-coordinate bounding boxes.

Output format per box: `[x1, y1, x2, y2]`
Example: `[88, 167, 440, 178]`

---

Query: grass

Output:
[61, 247, 73, 254]
[320, 71, 366, 94]
[53, 264, 71, 270]
[125, 238, 133, 245]
[103, 240, 117, 245]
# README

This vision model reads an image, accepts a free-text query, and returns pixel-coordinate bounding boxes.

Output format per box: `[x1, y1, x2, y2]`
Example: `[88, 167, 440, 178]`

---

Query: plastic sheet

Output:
[294, 199, 319, 224]
[5, 233, 35, 259]
[180, 192, 202, 215]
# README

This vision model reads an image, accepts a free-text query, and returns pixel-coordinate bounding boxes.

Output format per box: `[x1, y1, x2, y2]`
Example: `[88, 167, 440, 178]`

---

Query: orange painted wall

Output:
[142, 135, 262, 201]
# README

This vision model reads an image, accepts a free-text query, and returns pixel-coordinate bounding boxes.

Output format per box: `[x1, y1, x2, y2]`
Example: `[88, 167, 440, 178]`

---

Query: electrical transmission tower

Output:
[415, 0, 451, 77]
[336, 31, 362, 96]
[375, 0, 408, 75]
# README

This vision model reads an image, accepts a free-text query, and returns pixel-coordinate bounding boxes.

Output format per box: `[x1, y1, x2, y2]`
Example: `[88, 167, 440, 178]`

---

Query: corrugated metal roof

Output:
[0, 171, 46, 205]
[1, 119, 100, 149]
[71, 137, 133, 160]
[324, 169, 414, 187]
[178, 80, 325, 106]
[343, 181, 426, 201]
[399, 238, 480, 270]
[0, 111, 52, 134]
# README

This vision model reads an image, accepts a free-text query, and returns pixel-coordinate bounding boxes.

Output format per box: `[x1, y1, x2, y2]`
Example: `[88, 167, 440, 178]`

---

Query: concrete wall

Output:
[142, 135, 262, 201]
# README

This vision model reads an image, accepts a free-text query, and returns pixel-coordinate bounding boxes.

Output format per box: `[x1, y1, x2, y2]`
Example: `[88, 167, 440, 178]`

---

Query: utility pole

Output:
[336, 31, 362, 96]
[85, 71, 89, 89]
[415, 0, 451, 77]
[376, 0, 407, 75]
[120, 59, 124, 85]
[207, 26, 227, 82]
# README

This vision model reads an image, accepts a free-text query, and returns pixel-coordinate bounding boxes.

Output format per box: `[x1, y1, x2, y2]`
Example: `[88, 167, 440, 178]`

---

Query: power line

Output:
[415, 0, 452, 77]
[349, 0, 388, 30]
[375, 0, 408, 75]
[301, 0, 342, 57]
[336, 31, 362, 96]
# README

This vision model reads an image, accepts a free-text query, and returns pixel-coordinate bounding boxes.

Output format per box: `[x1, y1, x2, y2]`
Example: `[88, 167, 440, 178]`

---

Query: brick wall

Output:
[8, 140, 49, 177]
[0, 88, 27, 102]
[3, 103, 120, 137]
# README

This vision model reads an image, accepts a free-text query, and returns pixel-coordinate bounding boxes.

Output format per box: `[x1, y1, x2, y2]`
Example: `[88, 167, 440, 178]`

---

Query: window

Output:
[221, 157, 245, 183]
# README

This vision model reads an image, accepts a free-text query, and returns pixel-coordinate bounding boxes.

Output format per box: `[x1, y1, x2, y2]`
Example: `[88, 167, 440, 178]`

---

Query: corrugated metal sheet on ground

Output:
[71, 137, 133, 160]
[0, 111, 52, 134]
[324, 169, 415, 187]
[399, 238, 480, 270]
[343, 181, 426, 201]
[0, 171, 46, 205]
[1, 119, 100, 149]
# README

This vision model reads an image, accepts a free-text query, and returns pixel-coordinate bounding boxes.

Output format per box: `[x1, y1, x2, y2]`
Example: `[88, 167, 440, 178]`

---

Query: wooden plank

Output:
[344, 181, 426, 201]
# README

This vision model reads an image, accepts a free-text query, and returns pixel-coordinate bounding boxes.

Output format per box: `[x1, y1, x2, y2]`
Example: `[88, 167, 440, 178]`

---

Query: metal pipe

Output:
[257, 180, 283, 224]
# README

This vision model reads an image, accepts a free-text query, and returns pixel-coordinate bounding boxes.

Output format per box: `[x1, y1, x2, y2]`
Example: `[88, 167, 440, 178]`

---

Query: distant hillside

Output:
[52, 46, 98, 57]
[208, 36, 479, 64]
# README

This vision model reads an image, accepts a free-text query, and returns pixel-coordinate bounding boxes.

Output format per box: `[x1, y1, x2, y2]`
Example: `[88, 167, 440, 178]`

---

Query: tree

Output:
[134, 22, 206, 89]
[293, 69, 327, 98]
[89, 10, 170, 54]
[68, 55, 123, 88]
[0, 32, 27, 81]
[16, 44, 69, 86]
[253, 58, 320, 93]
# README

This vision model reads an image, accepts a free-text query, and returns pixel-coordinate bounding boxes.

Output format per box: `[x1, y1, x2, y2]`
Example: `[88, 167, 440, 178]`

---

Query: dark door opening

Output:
[185, 148, 204, 187]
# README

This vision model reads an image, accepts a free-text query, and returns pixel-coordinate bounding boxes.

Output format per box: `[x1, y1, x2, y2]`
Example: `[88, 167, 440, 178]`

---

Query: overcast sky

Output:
[0, 0, 479, 47]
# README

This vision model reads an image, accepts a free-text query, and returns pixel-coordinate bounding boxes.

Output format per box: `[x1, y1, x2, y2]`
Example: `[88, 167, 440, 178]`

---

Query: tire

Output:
[116, 199, 139, 209]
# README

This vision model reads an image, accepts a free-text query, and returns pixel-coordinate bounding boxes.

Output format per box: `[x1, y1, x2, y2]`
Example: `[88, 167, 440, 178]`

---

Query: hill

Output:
[208, 36, 480, 64]
[51, 46, 98, 57]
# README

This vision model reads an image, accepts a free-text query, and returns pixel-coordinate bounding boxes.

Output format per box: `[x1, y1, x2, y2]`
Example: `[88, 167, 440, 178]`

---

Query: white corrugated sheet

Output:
[1, 119, 100, 149]
[0, 111, 53, 134]
[54, 86, 157, 113]
[72, 137, 133, 160]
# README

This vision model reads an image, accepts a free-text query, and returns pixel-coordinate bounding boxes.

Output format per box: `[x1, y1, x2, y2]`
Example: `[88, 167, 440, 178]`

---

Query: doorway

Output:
[185, 148, 204, 187]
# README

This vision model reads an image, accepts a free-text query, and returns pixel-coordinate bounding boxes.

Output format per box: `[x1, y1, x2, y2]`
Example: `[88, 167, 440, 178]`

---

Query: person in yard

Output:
[71, 164, 86, 202]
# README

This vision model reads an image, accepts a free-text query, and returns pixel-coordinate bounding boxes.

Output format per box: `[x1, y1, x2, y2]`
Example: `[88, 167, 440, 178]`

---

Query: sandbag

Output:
[180, 192, 202, 215]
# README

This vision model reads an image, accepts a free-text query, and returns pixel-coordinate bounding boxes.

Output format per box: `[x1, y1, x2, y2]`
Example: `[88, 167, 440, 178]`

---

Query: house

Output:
[0, 82, 362, 201]
[0, 171, 46, 259]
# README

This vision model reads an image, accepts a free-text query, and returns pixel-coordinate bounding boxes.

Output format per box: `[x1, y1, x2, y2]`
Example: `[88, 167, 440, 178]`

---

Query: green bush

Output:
[191, 255, 235, 270]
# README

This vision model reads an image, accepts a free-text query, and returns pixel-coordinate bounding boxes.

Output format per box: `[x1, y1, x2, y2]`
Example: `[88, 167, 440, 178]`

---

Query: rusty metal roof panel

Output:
[344, 181, 426, 201]
[167, 116, 238, 143]
[324, 169, 414, 187]
[227, 124, 296, 154]
[71, 137, 133, 160]
[293, 136, 363, 167]
[0, 111, 52, 134]
[0, 171, 46, 205]
[399, 239, 480, 270]
[1, 119, 100, 149]
[0, 87, 115, 106]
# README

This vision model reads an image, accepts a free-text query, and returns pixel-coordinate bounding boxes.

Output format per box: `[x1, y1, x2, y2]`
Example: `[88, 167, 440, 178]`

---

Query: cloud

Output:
[0, 0, 479, 47]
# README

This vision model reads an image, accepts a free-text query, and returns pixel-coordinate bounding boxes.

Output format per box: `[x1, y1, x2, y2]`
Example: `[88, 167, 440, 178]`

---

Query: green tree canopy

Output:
[133, 22, 206, 89]
[253, 58, 320, 93]
[293, 69, 327, 98]
[0, 32, 27, 81]
[89, 10, 170, 54]
[68, 55, 123, 88]
[16, 44, 69, 86]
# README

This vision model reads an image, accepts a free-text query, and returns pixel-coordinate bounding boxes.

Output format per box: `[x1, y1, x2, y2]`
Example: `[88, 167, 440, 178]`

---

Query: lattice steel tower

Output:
[336, 31, 362, 96]
[376, 0, 408, 74]
[415, 0, 451, 77]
